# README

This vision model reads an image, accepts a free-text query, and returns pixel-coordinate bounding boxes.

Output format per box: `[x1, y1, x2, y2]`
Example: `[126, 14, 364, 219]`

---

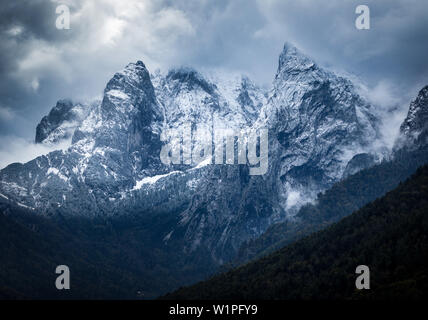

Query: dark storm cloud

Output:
[265, 0, 428, 91]
[1, 0, 62, 41]
[0, 0, 77, 137]
[0, 0, 427, 164]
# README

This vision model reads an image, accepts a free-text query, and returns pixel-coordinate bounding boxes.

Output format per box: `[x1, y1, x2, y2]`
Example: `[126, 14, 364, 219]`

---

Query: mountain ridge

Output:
[0, 42, 407, 264]
[1, 41, 427, 297]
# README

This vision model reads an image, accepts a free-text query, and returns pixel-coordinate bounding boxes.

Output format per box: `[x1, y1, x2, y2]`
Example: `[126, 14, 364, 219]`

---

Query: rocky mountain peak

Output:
[256, 43, 382, 214]
[111, 60, 151, 88]
[400, 85, 428, 135]
[35, 99, 90, 145]
[103, 60, 156, 106]
[100, 59, 162, 132]
[166, 67, 216, 95]
[277, 42, 317, 77]
[0, 43, 392, 263]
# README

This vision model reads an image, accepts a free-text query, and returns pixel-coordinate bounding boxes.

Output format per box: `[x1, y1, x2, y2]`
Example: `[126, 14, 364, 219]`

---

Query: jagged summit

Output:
[35, 99, 91, 145]
[165, 67, 216, 95]
[106, 60, 149, 89]
[0, 42, 410, 263]
[35, 99, 75, 143]
[154, 66, 265, 131]
[277, 42, 317, 77]
[400, 85, 428, 138]
[2, 38, 428, 299]
[255, 42, 383, 213]
[103, 59, 157, 111]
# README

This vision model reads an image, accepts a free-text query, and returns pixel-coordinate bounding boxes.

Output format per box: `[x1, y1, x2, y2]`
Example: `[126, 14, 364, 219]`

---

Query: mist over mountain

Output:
[233, 84, 428, 264]
[1, 42, 427, 298]
[395, 85, 428, 150]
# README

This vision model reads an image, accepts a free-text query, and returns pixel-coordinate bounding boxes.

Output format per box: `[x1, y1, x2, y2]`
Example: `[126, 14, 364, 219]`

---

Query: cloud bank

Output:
[0, 135, 71, 169]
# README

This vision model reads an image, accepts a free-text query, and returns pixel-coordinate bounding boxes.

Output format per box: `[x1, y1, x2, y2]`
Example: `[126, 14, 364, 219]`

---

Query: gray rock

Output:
[1, 43, 394, 264]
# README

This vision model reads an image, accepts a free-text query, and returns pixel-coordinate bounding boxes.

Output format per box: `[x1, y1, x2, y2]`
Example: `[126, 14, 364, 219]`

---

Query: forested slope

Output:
[165, 165, 428, 300]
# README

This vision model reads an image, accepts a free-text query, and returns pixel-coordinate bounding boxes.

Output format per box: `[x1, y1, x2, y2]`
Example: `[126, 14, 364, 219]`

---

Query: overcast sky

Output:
[0, 0, 427, 166]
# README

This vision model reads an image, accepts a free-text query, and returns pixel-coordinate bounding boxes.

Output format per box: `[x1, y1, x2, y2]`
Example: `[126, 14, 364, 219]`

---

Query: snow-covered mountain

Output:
[255, 43, 382, 211]
[1, 61, 164, 216]
[0, 43, 386, 263]
[395, 85, 428, 150]
[35, 99, 96, 146]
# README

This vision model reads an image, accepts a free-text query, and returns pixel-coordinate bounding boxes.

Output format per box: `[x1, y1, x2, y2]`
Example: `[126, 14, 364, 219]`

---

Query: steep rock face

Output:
[395, 85, 428, 149]
[235, 85, 428, 264]
[0, 61, 164, 216]
[35, 99, 92, 145]
[140, 45, 383, 261]
[256, 43, 380, 212]
[153, 67, 266, 132]
[0, 43, 384, 263]
[146, 68, 271, 262]
[159, 165, 278, 263]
